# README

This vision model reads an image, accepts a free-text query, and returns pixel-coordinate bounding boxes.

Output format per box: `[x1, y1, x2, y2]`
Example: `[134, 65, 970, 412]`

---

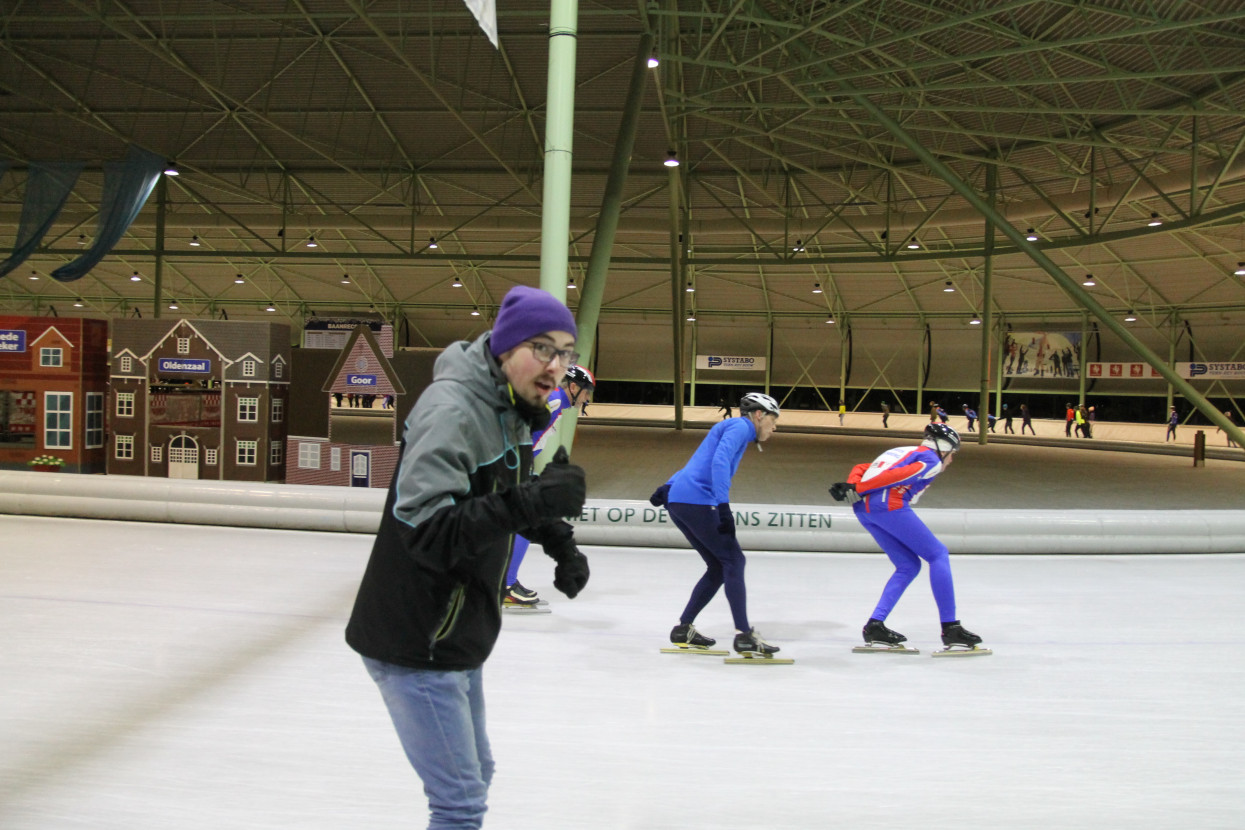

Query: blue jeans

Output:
[363, 657, 495, 829]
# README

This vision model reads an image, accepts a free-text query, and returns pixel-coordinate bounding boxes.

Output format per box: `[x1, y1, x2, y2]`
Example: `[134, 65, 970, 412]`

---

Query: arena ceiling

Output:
[3, 0, 1245, 348]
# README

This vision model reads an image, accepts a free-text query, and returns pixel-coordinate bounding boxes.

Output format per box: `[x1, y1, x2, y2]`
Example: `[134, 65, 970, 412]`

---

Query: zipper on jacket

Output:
[432, 584, 466, 646]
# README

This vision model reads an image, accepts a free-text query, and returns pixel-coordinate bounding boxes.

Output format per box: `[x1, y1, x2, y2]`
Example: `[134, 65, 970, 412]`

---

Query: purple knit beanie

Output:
[489, 285, 578, 357]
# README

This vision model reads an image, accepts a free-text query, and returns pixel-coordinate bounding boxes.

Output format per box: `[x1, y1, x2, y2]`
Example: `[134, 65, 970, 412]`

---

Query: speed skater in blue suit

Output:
[650, 392, 784, 657]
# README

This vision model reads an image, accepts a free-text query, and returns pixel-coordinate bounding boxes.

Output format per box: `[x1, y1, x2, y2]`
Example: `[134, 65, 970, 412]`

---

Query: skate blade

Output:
[660, 646, 729, 656]
[725, 653, 794, 665]
[503, 605, 552, 615]
[852, 644, 920, 655]
[931, 645, 992, 657]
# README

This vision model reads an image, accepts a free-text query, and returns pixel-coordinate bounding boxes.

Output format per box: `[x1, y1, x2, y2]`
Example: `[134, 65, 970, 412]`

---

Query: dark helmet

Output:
[739, 392, 780, 417]
[563, 364, 595, 390]
[922, 422, 961, 453]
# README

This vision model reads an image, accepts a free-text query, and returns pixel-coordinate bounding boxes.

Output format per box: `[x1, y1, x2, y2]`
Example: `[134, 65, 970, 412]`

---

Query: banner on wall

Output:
[1002, 331, 1082, 378]
[1086, 362, 1245, 380]
[1178, 362, 1245, 380]
[696, 354, 767, 371]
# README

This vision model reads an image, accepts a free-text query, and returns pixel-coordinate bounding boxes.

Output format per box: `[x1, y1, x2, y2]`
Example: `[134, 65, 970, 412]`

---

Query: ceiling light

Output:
[647, 53, 659, 69]
[73, 298, 84, 308]
[306, 236, 318, 248]
[235, 274, 246, 284]
[1025, 228, 1038, 241]
[1147, 212, 1162, 227]
[1234, 262, 1245, 276]
[451, 277, 463, 288]
[29, 271, 39, 281]
[1082, 274, 1096, 286]
[1124, 310, 1137, 322]
[664, 150, 680, 168]
[429, 237, 439, 250]
[265, 304, 276, 312]
[685, 282, 695, 293]
[77, 234, 86, 246]
[130, 271, 142, 282]
[812, 282, 822, 294]
[340, 274, 351, 284]
[792, 239, 805, 253]
[686, 313, 696, 322]
[825, 316, 835, 325]
[943, 281, 955, 293]
[968, 314, 982, 325]
[189, 235, 201, 247]
[168, 300, 180, 310]
[470, 307, 480, 316]
[907, 238, 920, 249]
[567, 278, 577, 290]
[163, 162, 179, 176]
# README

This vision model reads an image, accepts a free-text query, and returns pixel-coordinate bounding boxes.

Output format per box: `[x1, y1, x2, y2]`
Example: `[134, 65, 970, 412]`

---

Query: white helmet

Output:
[739, 392, 780, 417]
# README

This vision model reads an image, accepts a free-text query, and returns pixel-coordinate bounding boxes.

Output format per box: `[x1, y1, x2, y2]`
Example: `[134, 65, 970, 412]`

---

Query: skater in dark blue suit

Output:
[651, 392, 782, 656]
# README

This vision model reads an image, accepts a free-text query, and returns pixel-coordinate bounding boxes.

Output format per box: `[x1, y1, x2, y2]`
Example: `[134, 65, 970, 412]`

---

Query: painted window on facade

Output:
[44, 392, 72, 448]
[237, 440, 257, 465]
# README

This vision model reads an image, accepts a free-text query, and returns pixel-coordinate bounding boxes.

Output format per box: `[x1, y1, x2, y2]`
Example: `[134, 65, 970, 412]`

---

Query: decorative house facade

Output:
[108, 318, 290, 482]
[286, 320, 436, 487]
[0, 315, 109, 473]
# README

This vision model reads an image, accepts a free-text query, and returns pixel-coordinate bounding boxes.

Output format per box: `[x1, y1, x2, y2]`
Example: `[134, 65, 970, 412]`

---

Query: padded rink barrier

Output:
[2, 470, 1244, 554]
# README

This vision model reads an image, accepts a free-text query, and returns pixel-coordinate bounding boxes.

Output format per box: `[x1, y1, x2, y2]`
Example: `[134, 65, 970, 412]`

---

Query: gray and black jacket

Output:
[346, 332, 573, 671]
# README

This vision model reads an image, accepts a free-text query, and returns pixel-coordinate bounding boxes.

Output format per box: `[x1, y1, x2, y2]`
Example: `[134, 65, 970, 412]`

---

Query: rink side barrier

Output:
[2, 470, 1244, 554]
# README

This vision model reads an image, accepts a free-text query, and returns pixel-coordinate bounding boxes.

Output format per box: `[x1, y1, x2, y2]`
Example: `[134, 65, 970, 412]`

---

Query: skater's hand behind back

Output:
[716, 502, 736, 536]
[829, 482, 861, 504]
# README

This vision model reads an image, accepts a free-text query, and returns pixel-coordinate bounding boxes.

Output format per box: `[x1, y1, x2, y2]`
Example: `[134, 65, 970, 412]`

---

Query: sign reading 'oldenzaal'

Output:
[696, 354, 767, 371]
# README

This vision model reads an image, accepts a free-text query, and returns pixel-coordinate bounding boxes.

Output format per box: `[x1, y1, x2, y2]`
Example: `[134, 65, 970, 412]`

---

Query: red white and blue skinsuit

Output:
[848, 444, 957, 623]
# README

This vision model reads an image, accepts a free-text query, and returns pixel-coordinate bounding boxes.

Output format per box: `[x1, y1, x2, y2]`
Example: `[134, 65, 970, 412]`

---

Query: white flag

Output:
[461, 0, 499, 48]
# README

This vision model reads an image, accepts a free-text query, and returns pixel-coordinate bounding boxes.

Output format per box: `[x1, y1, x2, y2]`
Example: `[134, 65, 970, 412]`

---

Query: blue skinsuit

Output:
[849, 444, 957, 623]
[665, 417, 757, 632]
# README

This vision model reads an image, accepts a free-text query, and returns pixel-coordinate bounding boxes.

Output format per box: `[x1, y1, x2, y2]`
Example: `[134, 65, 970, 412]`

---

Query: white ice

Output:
[2, 514, 1243, 829]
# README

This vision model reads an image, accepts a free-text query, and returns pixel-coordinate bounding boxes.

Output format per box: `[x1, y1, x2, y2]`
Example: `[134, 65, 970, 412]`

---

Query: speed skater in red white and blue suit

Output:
[843, 424, 961, 626]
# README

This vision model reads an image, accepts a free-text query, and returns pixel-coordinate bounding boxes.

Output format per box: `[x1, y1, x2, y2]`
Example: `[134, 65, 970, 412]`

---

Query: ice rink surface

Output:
[3, 514, 1244, 829]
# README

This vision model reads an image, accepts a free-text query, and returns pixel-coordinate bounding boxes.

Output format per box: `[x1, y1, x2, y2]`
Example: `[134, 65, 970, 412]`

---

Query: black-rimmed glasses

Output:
[524, 340, 580, 367]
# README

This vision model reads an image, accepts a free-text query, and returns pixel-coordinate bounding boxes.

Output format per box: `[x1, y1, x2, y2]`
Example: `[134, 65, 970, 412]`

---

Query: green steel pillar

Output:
[977, 164, 996, 443]
[539, 0, 579, 303]
[153, 175, 166, 319]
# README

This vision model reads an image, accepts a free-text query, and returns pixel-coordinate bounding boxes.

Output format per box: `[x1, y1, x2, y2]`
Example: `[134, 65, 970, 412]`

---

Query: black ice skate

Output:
[660, 623, 727, 656]
[502, 584, 551, 615]
[725, 629, 793, 664]
[932, 621, 992, 657]
[853, 618, 920, 655]
[508, 581, 548, 607]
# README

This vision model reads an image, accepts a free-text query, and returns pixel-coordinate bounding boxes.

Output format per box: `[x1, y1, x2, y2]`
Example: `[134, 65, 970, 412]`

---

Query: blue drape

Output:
[51, 146, 164, 283]
[0, 161, 84, 278]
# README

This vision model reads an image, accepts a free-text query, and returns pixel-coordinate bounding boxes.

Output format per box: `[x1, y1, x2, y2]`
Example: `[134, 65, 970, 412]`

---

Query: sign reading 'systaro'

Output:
[696, 354, 767, 371]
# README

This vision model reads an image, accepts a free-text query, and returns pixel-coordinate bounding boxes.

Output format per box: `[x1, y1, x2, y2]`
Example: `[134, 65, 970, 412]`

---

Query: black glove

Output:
[649, 483, 670, 507]
[509, 446, 586, 527]
[716, 502, 735, 536]
[544, 535, 590, 599]
[829, 482, 861, 504]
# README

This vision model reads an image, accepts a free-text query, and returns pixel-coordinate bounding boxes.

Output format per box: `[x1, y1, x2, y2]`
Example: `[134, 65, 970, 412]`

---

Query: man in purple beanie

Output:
[347, 284, 590, 829]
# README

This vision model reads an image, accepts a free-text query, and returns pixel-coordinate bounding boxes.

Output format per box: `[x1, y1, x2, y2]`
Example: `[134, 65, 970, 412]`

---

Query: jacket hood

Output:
[434, 332, 514, 414]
